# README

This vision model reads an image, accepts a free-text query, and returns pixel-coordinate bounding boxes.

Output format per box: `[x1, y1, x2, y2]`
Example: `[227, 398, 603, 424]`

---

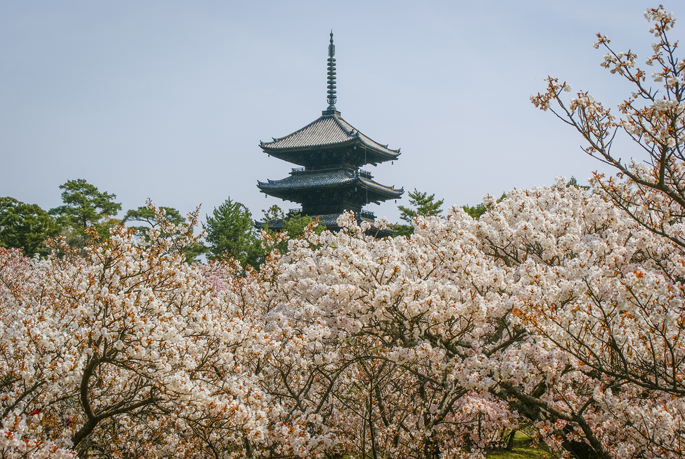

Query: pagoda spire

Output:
[326, 31, 337, 111]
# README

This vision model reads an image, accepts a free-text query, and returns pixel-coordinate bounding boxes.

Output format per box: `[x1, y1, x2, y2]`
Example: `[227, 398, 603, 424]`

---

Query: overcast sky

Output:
[1, 1, 682, 224]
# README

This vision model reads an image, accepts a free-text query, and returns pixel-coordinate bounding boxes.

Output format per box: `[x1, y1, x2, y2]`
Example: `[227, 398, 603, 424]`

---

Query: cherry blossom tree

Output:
[218, 180, 685, 458]
[0, 209, 273, 458]
[209, 213, 531, 458]
[524, 5, 685, 457]
[473, 182, 685, 458]
[532, 5, 685, 250]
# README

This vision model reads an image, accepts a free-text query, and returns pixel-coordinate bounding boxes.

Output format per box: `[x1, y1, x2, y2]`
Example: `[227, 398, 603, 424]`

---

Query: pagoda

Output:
[257, 33, 403, 233]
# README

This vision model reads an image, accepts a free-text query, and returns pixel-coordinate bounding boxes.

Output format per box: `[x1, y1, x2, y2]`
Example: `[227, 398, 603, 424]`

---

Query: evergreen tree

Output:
[123, 205, 185, 233]
[398, 189, 444, 223]
[204, 198, 261, 267]
[462, 203, 487, 219]
[49, 179, 122, 244]
[261, 205, 285, 223]
[394, 189, 445, 236]
[463, 193, 506, 220]
[259, 206, 325, 255]
[0, 197, 60, 256]
[566, 176, 590, 190]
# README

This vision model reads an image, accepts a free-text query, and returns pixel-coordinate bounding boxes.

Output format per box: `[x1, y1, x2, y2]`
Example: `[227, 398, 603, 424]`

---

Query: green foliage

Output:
[462, 203, 487, 219]
[463, 193, 506, 220]
[566, 176, 589, 190]
[0, 197, 60, 256]
[122, 205, 184, 238]
[182, 240, 209, 264]
[260, 206, 324, 255]
[261, 205, 285, 223]
[390, 224, 414, 237]
[260, 206, 322, 238]
[282, 212, 323, 239]
[393, 189, 445, 236]
[204, 198, 262, 267]
[398, 189, 444, 224]
[49, 179, 122, 244]
[123, 206, 185, 232]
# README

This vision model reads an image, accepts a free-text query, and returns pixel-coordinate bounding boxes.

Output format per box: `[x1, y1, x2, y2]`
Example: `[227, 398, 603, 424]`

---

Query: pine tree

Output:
[203, 198, 262, 267]
[398, 189, 444, 224]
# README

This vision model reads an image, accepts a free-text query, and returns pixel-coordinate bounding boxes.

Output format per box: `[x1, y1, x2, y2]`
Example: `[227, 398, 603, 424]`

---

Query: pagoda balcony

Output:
[358, 210, 376, 220]
[290, 166, 373, 177]
[259, 169, 403, 205]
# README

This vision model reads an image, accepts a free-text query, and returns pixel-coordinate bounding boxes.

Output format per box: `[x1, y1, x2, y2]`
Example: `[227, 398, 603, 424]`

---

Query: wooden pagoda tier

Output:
[257, 168, 403, 215]
[256, 32, 403, 235]
[259, 111, 401, 168]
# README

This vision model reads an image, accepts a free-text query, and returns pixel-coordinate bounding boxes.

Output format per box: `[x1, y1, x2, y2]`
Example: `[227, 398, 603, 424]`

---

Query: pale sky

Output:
[1, 1, 681, 224]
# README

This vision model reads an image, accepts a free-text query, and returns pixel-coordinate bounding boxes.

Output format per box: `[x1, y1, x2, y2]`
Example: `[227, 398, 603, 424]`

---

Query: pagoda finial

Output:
[326, 31, 337, 111]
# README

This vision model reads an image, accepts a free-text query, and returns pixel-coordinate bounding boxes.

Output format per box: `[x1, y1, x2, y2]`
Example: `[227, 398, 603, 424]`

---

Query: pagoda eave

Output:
[259, 188, 402, 206]
[257, 172, 402, 201]
[261, 137, 399, 167]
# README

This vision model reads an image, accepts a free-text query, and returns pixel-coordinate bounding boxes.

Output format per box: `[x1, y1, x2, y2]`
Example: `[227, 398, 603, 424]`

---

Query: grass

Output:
[486, 431, 560, 459]
[338, 431, 560, 459]
[486, 448, 558, 459]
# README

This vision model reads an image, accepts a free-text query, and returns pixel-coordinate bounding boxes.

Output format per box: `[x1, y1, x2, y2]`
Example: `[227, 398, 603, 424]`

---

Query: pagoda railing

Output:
[290, 167, 375, 177]
[288, 208, 302, 215]
[358, 210, 376, 220]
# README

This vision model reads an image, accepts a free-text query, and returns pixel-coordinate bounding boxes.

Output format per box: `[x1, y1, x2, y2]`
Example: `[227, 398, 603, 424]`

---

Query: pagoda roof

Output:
[257, 169, 403, 199]
[260, 113, 400, 161]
